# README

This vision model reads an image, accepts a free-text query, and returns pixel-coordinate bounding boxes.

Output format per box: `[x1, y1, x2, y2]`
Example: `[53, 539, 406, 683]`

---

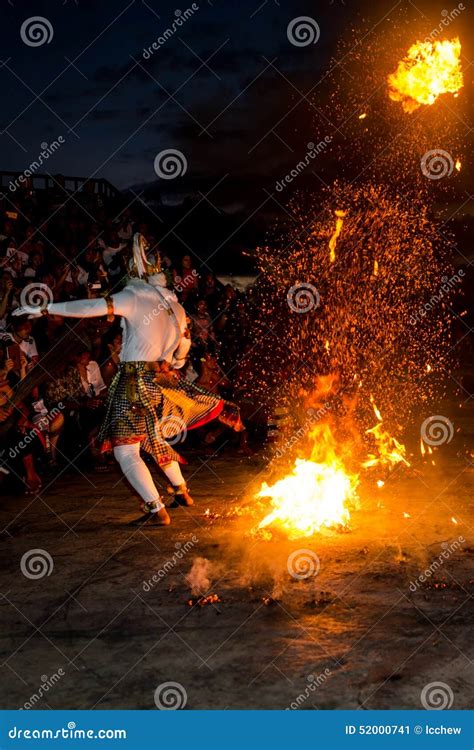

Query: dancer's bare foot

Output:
[152, 507, 171, 525]
[24, 473, 42, 494]
[169, 484, 194, 507]
[130, 506, 171, 526]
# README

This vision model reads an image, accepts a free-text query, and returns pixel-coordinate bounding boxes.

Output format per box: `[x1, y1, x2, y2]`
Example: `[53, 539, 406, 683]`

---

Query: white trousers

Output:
[113, 444, 186, 510]
[113, 444, 163, 511]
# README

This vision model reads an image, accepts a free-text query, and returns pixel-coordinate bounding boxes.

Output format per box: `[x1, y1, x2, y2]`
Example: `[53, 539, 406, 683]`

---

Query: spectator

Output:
[0, 342, 43, 493]
[1, 316, 39, 370]
[174, 254, 199, 302]
[23, 251, 43, 279]
[0, 273, 15, 329]
[99, 328, 122, 387]
[191, 299, 215, 346]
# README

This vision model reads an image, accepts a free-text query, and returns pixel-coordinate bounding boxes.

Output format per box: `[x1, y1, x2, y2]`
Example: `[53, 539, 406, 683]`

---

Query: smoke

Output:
[186, 557, 212, 596]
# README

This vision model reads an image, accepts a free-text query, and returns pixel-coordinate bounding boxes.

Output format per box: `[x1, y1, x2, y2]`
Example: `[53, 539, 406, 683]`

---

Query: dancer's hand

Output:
[11, 306, 43, 319]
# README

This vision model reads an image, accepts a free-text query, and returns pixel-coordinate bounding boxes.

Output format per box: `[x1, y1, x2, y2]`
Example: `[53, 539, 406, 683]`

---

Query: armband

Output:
[104, 295, 115, 322]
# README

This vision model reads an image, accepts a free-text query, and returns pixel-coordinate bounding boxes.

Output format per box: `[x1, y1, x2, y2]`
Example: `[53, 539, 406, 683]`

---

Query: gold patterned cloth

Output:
[98, 362, 225, 465]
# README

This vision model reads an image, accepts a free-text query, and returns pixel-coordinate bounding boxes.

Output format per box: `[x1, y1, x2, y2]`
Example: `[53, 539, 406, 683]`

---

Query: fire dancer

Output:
[13, 234, 242, 526]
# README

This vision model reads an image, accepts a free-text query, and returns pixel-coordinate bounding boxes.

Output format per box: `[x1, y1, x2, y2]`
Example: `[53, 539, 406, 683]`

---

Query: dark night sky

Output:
[0, 0, 468, 209]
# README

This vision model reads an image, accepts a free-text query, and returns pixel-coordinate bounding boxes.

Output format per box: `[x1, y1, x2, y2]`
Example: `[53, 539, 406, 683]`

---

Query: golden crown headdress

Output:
[128, 232, 161, 279]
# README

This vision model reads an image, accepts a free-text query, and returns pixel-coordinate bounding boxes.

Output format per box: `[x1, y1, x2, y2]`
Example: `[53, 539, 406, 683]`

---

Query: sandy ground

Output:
[0, 405, 473, 711]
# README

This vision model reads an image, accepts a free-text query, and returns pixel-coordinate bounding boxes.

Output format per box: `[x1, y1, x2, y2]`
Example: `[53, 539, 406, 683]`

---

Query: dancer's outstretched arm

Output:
[13, 289, 133, 319]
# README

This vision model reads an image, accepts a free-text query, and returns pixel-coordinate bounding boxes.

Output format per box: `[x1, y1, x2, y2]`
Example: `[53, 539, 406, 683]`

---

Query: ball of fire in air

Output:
[387, 38, 463, 113]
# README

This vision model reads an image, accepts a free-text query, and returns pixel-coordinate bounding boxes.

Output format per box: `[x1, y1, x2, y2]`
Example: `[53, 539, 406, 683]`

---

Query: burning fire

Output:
[388, 38, 463, 113]
[255, 423, 358, 539]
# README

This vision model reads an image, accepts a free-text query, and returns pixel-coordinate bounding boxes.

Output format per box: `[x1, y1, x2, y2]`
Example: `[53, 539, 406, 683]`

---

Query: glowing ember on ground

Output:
[187, 594, 221, 608]
[388, 38, 463, 113]
[255, 423, 358, 539]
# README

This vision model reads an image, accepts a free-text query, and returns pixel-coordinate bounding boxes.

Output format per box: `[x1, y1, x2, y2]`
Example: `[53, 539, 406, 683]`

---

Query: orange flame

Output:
[363, 396, 410, 469]
[255, 422, 358, 539]
[388, 38, 463, 113]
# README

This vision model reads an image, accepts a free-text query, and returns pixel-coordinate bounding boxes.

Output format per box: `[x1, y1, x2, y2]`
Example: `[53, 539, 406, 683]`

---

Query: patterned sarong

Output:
[98, 362, 225, 465]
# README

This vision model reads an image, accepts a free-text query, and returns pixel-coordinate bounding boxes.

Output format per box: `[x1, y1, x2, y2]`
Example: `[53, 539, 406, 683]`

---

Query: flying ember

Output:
[387, 38, 463, 113]
[328, 209, 346, 263]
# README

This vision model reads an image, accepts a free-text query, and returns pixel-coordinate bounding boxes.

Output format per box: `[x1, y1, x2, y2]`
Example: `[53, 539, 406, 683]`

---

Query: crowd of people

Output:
[0, 179, 263, 497]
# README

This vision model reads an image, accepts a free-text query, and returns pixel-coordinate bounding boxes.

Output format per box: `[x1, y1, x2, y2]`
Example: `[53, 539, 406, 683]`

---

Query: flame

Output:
[328, 209, 346, 263]
[388, 38, 463, 113]
[373, 259, 379, 276]
[455, 159, 461, 171]
[363, 396, 410, 469]
[255, 422, 358, 539]
[358, 112, 367, 119]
